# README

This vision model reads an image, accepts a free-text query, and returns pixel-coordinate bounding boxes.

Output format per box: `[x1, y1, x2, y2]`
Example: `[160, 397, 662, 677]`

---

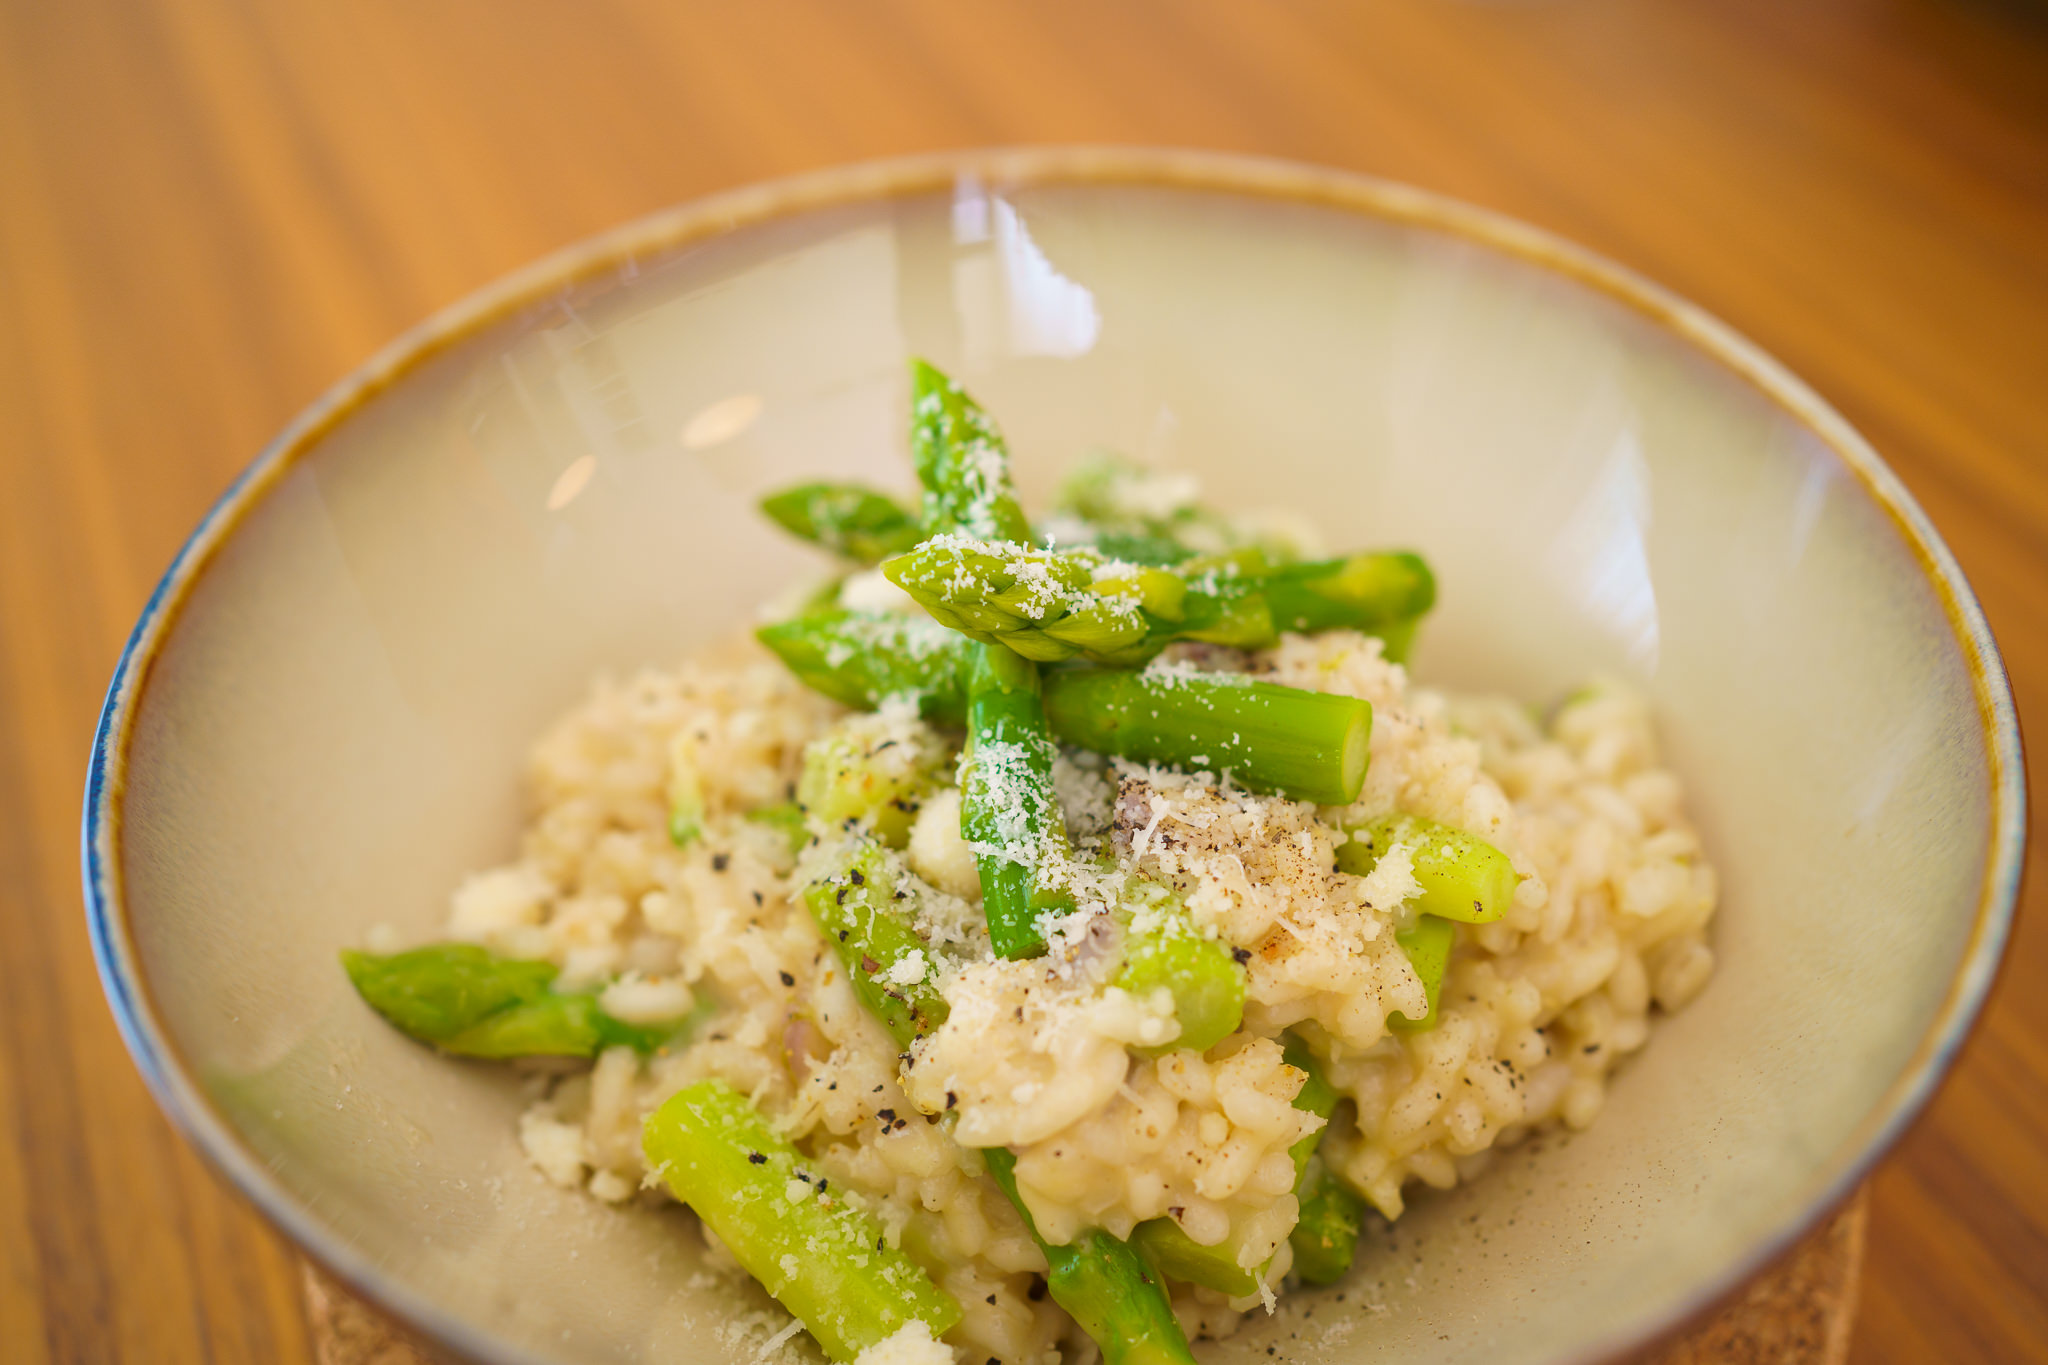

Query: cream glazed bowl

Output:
[86, 149, 2021, 1365]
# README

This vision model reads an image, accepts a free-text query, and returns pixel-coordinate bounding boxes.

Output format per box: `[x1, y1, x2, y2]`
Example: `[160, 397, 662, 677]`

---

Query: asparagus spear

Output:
[800, 840, 950, 1050]
[908, 359, 1033, 543]
[760, 482, 924, 565]
[882, 536, 1184, 665]
[1335, 814, 1519, 923]
[755, 610, 1375, 806]
[643, 1080, 962, 1363]
[903, 370, 1082, 957]
[982, 1148, 1198, 1365]
[1262, 551, 1435, 642]
[1041, 665, 1373, 807]
[882, 539, 1434, 666]
[960, 643, 1076, 959]
[1113, 880, 1244, 1056]
[341, 944, 692, 1057]
[754, 611, 970, 723]
[1281, 1036, 1367, 1285]
[1390, 914, 1455, 1034]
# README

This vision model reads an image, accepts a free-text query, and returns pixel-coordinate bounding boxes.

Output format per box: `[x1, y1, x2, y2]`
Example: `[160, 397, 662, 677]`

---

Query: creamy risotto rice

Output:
[429, 629, 1715, 1362]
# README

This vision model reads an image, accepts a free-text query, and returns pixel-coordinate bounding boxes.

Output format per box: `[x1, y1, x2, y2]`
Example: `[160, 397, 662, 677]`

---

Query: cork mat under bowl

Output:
[302, 1190, 1865, 1365]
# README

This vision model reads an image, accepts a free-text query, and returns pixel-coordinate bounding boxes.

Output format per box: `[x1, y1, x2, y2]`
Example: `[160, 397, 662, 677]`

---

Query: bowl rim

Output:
[82, 146, 2025, 1365]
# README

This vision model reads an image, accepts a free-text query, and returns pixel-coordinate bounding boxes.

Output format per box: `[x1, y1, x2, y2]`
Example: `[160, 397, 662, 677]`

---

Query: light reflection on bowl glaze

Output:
[84, 150, 2022, 1365]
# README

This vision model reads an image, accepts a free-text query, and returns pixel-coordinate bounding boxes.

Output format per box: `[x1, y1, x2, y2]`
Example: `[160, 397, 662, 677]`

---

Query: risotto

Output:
[344, 363, 1717, 1365]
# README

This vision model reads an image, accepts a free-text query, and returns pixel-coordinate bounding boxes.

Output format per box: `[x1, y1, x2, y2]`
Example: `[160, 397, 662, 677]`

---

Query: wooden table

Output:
[2, 2, 2043, 1361]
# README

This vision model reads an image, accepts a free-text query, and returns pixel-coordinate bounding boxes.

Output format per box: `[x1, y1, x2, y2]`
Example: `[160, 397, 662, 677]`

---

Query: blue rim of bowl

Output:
[82, 147, 2025, 1365]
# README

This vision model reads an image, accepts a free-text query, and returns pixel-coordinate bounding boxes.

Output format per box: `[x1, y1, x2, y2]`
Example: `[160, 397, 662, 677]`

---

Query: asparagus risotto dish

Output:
[345, 362, 1720, 1365]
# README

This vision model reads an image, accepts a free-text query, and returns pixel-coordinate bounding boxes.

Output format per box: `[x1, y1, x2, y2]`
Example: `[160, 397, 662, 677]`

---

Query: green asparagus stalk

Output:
[800, 841, 950, 1050]
[643, 1080, 962, 1363]
[1113, 880, 1244, 1056]
[903, 366, 1080, 960]
[754, 611, 971, 723]
[1335, 814, 1519, 923]
[982, 1148, 1198, 1365]
[437, 990, 682, 1059]
[960, 643, 1075, 959]
[756, 610, 1376, 806]
[882, 539, 1435, 666]
[1261, 551, 1436, 642]
[760, 482, 925, 565]
[1281, 1036, 1366, 1285]
[908, 359, 1034, 543]
[1042, 666, 1373, 807]
[1390, 914, 1456, 1034]
[341, 944, 693, 1057]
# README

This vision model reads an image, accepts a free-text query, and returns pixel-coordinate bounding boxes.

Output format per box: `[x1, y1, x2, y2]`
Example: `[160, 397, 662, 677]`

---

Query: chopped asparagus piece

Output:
[800, 840, 949, 1050]
[1390, 914, 1455, 1034]
[1113, 880, 1244, 1056]
[1280, 1036, 1365, 1284]
[1129, 1217, 1258, 1296]
[340, 943, 556, 1041]
[1042, 666, 1372, 807]
[960, 643, 1075, 959]
[1281, 1034, 1341, 1178]
[982, 1148, 1197, 1365]
[755, 611, 971, 723]
[760, 482, 924, 565]
[442, 989, 679, 1058]
[340, 944, 692, 1057]
[908, 359, 1033, 543]
[644, 1080, 962, 1363]
[1290, 1153, 1366, 1286]
[1336, 814, 1519, 923]
[798, 715, 945, 849]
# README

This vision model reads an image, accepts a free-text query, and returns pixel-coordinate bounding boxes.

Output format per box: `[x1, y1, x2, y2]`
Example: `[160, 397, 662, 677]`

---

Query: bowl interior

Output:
[110, 171, 1998, 1365]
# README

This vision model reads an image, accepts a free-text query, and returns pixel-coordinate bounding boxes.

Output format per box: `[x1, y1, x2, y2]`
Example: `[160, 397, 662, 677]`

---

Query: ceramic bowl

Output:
[86, 149, 2022, 1365]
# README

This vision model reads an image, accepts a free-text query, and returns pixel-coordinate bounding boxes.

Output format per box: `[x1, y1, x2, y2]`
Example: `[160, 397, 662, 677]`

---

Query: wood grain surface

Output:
[1, 2, 2042, 1362]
